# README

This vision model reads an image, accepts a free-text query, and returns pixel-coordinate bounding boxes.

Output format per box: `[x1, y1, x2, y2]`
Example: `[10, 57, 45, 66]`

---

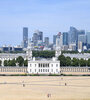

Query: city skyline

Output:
[0, 0, 90, 46]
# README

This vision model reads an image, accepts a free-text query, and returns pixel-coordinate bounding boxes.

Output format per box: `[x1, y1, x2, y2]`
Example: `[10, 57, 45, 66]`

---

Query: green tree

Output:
[79, 58, 87, 67]
[87, 58, 90, 66]
[66, 57, 71, 66]
[71, 58, 79, 66]
[8, 59, 16, 66]
[0, 60, 2, 66]
[4, 60, 8, 66]
[58, 55, 66, 66]
[16, 56, 24, 66]
[24, 60, 28, 66]
[32, 50, 55, 58]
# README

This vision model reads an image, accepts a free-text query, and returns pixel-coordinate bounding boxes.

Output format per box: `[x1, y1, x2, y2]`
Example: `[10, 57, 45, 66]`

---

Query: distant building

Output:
[56, 32, 63, 50]
[53, 35, 57, 45]
[44, 37, 49, 47]
[86, 32, 90, 45]
[69, 26, 78, 44]
[78, 41, 82, 52]
[13, 46, 23, 52]
[2, 45, 12, 52]
[62, 45, 69, 51]
[78, 35, 87, 44]
[23, 27, 28, 48]
[32, 33, 38, 46]
[78, 30, 85, 35]
[63, 32, 68, 45]
[32, 30, 43, 46]
[69, 43, 76, 51]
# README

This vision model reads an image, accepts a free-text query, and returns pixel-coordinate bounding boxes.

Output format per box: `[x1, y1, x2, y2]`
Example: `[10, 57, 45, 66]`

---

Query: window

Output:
[56, 69, 58, 72]
[30, 64, 32, 67]
[43, 64, 45, 67]
[48, 64, 49, 67]
[35, 64, 36, 67]
[39, 64, 40, 67]
[48, 69, 49, 72]
[52, 64, 53, 67]
[41, 69, 42, 72]
[51, 69, 53, 72]
[35, 69, 36, 72]
[56, 64, 58, 67]
[39, 69, 40, 72]
[30, 69, 32, 72]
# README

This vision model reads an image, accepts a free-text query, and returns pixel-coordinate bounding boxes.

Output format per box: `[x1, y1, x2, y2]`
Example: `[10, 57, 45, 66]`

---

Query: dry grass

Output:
[0, 76, 90, 100]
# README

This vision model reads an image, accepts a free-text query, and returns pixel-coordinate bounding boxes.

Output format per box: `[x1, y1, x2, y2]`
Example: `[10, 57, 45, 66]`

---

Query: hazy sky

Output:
[0, 0, 90, 46]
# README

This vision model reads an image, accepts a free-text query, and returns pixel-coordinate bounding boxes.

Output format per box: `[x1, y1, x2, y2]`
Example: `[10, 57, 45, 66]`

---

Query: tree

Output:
[87, 58, 90, 67]
[16, 56, 24, 66]
[79, 58, 87, 67]
[0, 60, 2, 66]
[11, 59, 16, 66]
[24, 60, 28, 66]
[32, 50, 55, 58]
[66, 57, 71, 66]
[58, 55, 66, 66]
[4, 60, 8, 66]
[71, 58, 79, 66]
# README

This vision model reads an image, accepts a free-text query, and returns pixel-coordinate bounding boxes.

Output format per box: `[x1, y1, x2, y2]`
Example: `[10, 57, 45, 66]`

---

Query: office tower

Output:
[78, 35, 87, 44]
[32, 30, 43, 46]
[38, 31, 43, 42]
[86, 32, 90, 44]
[53, 35, 57, 45]
[44, 37, 49, 47]
[23, 27, 28, 48]
[63, 32, 68, 45]
[32, 33, 38, 46]
[69, 26, 78, 44]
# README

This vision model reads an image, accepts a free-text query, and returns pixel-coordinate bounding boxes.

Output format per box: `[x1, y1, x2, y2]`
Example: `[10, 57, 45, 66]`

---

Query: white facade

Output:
[28, 57, 60, 75]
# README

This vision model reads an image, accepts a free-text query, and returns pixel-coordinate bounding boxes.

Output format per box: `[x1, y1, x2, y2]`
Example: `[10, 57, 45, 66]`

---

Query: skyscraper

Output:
[32, 33, 38, 46]
[63, 32, 68, 45]
[38, 31, 43, 42]
[86, 32, 90, 44]
[69, 26, 78, 44]
[44, 37, 49, 47]
[23, 27, 28, 48]
[32, 30, 43, 46]
[53, 35, 57, 45]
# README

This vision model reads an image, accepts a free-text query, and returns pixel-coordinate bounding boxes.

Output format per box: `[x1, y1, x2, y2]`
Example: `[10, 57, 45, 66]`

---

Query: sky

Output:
[0, 0, 90, 46]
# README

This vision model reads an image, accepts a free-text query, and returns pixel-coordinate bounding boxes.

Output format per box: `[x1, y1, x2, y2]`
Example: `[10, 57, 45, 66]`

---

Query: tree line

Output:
[0, 56, 28, 67]
[58, 55, 90, 67]
[32, 50, 55, 58]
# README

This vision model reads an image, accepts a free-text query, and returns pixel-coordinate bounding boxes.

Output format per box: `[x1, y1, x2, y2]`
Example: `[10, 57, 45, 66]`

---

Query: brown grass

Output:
[0, 76, 90, 100]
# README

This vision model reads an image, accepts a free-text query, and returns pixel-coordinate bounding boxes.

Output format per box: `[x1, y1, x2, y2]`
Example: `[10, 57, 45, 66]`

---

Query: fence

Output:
[61, 67, 90, 72]
[0, 66, 90, 73]
[0, 67, 27, 73]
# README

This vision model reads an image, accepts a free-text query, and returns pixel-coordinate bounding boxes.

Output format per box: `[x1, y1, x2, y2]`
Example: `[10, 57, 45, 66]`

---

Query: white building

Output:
[28, 57, 60, 74]
[28, 39, 61, 75]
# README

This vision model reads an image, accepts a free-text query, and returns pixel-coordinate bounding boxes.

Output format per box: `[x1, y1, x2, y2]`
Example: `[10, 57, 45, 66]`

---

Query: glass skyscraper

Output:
[63, 32, 68, 45]
[23, 27, 28, 48]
